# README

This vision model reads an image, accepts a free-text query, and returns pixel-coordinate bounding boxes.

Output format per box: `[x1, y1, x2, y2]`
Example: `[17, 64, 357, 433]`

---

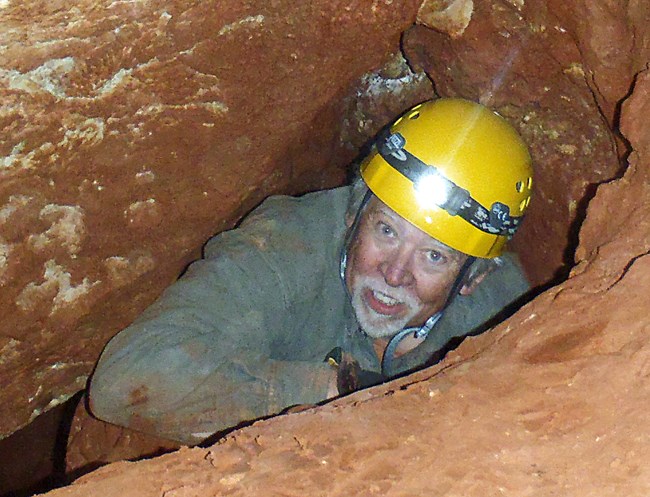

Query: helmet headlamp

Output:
[362, 98, 533, 258]
[377, 131, 521, 237]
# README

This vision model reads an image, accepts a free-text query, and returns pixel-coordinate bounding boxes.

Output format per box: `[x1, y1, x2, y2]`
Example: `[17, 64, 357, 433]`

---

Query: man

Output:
[89, 98, 533, 444]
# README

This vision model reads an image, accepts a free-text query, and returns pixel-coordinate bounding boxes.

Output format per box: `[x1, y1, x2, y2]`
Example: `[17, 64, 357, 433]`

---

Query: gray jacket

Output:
[89, 186, 529, 443]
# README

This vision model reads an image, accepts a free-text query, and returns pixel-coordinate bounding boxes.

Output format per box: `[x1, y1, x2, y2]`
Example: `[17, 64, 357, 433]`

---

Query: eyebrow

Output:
[373, 204, 399, 222]
[373, 204, 465, 262]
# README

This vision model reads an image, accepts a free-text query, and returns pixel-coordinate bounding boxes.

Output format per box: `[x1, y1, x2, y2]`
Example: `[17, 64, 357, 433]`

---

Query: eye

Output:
[425, 250, 447, 266]
[376, 221, 395, 238]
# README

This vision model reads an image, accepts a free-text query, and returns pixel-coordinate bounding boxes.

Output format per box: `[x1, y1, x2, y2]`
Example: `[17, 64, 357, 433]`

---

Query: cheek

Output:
[413, 271, 457, 306]
[348, 234, 382, 276]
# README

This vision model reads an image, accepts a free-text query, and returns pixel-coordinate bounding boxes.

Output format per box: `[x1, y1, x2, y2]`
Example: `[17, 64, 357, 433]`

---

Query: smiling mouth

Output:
[364, 288, 407, 316]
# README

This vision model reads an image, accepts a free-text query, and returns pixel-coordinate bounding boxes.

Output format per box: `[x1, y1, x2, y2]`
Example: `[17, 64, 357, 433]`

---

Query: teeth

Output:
[373, 290, 399, 306]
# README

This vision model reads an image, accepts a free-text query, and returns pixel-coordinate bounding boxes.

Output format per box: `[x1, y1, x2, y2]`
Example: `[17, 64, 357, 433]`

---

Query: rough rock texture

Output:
[545, 0, 650, 124]
[2, 0, 650, 493]
[0, 0, 427, 440]
[403, 0, 624, 285]
[65, 395, 181, 478]
[0, 0, 635, 446]
[42, 67, 650, 497]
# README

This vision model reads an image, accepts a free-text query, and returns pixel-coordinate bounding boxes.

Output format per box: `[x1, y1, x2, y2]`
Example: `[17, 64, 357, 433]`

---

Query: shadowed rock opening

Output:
[1, 1, 648, 495]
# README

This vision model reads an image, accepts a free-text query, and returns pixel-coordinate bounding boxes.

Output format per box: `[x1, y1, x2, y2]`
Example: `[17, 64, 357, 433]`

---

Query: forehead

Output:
[362, 197, 464, 255]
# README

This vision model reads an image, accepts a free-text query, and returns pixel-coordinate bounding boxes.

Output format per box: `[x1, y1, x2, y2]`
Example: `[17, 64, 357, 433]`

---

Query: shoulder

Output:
[485, 252, 530, 295]
[205, 186, 350, 258]
[199, 186, 350, 303]
[435, 252, 530, 340]
[242, 186, 350, 228]
[464, 252, 530, 311]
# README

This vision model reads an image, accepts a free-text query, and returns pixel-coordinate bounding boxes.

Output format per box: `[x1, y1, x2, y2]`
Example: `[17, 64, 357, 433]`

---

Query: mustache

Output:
[355, 275, 422, 308]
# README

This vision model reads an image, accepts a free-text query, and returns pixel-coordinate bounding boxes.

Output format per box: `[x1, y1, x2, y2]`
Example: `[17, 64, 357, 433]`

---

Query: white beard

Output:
[349, 274, 424, 338]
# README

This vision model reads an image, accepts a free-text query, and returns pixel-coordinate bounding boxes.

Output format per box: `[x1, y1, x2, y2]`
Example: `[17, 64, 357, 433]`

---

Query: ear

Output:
[459, 271, 488, 296]
[345, 212, 355, 229]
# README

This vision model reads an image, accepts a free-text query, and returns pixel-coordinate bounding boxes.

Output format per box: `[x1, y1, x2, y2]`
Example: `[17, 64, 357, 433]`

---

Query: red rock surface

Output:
[43, 65, 650, 497]
[2, 0, 650, 494]
[0, 0, 425, 440]
[403, 0, 624, 285]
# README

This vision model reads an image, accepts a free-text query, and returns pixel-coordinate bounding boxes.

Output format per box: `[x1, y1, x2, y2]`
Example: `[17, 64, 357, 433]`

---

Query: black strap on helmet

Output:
[376, 131, 523, 238]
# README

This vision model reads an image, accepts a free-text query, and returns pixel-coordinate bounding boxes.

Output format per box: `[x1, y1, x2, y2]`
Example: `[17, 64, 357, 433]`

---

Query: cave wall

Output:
[42, 62, 650, 497]
[404, 0, 632, 285]
[0, 0, 647, 471]
[0, 0, 430, 440]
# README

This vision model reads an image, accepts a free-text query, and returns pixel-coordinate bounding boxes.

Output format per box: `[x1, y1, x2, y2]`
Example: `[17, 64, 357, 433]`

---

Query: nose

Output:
[379, 247, 415, 287]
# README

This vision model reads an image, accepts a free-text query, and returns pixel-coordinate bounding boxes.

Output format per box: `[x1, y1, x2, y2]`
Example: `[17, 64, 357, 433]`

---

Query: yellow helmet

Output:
[361, 98, 533, 258]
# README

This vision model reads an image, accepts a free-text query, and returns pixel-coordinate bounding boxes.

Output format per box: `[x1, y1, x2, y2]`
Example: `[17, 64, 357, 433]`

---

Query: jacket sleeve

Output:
[88, 197, 336, 444]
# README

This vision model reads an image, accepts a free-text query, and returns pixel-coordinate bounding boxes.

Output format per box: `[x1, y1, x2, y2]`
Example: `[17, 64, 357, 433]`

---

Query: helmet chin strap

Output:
[339, 190, 476, 378]
[380, 255, 475, 377]
[380, 312, 442, 377]
[339, 189, 372, 282]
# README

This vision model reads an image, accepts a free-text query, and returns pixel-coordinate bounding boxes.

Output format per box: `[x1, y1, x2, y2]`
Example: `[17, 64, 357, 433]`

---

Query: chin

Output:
[360, 325, 400, 339]
[349, 276, 424, 339]
[354, 304, 411, 339]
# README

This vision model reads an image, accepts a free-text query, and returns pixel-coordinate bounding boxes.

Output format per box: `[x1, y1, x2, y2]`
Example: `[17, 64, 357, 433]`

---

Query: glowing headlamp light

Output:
[413, 172, 470, 216]
[376, 131, 522, 237]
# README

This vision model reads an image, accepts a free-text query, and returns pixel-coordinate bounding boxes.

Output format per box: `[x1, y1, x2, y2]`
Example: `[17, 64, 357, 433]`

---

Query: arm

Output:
[89, 194, 341, 444]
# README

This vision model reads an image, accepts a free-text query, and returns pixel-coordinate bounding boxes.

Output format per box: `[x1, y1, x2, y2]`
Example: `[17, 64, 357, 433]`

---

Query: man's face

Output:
[345, 197, 467, 339]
